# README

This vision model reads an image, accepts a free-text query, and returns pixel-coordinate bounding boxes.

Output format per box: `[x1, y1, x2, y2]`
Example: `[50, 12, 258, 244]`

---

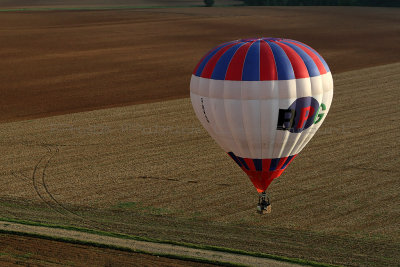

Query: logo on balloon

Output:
[277, 97, 326, 133]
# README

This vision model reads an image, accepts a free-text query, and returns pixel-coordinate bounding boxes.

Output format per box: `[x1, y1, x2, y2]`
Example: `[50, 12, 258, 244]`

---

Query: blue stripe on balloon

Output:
[237, 157, 250, 170]
[267, 41, 295, 80]
[211, 43, 244, 80]
[228, 152, 242, 167]
[281, 41, 320, 77]
[253, 159, 262, 171]
[289, 40, 330, 72]
[195, 42, 236, 77]
[315, 52, 330, 72]
[242, 41, 260, 81]
[281, 155, 294, 169]
[269, 158, 280, 171]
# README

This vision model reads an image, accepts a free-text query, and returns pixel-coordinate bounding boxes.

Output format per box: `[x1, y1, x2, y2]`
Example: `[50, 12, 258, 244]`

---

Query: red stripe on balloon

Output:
[286, 154, 297, 166]
[285, 41, 327, 75]
[192, 57, 206, 75]
[201, 43, 237, 78]
[225, 42, 252, 80]
[192, 42, 231, 75]
[244, 158, 256, 171]
[262, 159, 272, 172]
[269, 169, 285, 179]
[260, 40, 278, 80]
[275, 42, 309, 79]
[276, 156, 288, 170]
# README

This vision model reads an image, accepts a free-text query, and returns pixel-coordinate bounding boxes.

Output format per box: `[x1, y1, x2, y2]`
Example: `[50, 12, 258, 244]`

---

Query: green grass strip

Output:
[0, 217, 337, 267]
[0, 228, 245, 267]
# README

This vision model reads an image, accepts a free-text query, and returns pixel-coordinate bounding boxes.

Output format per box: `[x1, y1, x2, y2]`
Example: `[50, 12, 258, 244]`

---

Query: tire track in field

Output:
[37, 146, 79, 217]
[29, 145, 95, 223]
[31, 146, 76, 218]
[27, 145, 114, 229]
[2, 142, 114, 228]
[31, 146, 63, 216]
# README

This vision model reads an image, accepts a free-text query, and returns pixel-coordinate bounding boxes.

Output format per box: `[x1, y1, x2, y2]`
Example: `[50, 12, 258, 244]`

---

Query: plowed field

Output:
[0, 6, 399, 122]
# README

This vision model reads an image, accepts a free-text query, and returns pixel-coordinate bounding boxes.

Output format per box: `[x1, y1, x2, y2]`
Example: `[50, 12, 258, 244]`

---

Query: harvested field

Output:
[0, 6, 399, 122]
[0, 63, 399, 266]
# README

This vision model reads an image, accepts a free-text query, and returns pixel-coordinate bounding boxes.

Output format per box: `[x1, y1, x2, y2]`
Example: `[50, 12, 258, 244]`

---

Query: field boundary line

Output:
[0, 4, 240, 12]
[0, 228, 245, 267]
[0, 218, 337, 267]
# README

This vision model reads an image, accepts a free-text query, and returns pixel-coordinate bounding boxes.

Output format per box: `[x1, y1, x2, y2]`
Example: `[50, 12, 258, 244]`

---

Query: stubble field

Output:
[0, 4, 399, 267]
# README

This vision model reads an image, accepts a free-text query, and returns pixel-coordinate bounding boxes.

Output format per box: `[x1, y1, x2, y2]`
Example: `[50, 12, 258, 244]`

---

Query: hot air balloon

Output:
[190, 38, 333, 213]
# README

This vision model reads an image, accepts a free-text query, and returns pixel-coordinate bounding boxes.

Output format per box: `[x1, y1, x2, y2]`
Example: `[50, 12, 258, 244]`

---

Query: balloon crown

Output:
[192, 37, 330, 81]
[239, 37, 283, 42]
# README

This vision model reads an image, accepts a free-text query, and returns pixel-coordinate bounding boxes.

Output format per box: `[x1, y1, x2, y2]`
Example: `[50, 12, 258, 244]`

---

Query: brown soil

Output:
[0, 6, 399, 123]
[0, 233, 217, 267]
[0, 63, 399, 266]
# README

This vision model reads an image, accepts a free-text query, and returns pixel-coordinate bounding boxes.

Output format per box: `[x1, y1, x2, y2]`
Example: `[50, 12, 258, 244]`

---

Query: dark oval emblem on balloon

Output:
[277, 97, 320, 133]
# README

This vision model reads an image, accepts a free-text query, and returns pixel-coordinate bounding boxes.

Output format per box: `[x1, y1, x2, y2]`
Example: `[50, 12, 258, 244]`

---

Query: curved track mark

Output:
[31, 146, 66, 216]
[32, 145, 109, 228]
[39, 146, 92, 221]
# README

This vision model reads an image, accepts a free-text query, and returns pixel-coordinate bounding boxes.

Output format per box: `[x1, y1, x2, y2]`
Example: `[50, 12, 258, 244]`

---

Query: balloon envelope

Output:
[190, 38, 333, 192]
